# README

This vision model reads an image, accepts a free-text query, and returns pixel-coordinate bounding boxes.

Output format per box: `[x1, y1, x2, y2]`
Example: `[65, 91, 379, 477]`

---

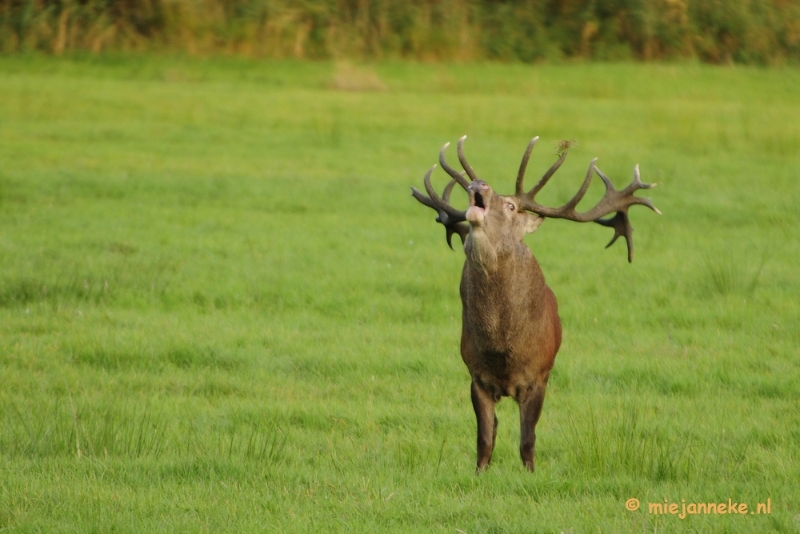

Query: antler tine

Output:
[421, 165, 465, 220]
[457, 135, 481, 183]
[441, 177, 458, 204]
[595, 211, 635, 262]
[593, 165, 662, 217]
[411, 164, 469, 250]
[618, 165, 662, 214]
[524, 147, 569, 200]
[439, 142, 471, 191]
[622, 164, 652, 193]
[515, 136, 539, 196]
[410, 166, 442, 211]
[559, 158, 598, 213]
[593, 164, 615, 191]
[445, 220, 470, 249]
[410, 185, 438, 210]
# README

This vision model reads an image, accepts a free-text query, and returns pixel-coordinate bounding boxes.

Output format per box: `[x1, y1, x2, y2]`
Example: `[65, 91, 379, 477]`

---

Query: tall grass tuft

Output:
[1, 396, 290, 465]
[1, 397, 168, 459]
[700, 248, 770, 297]
[561, 404, 766, 485]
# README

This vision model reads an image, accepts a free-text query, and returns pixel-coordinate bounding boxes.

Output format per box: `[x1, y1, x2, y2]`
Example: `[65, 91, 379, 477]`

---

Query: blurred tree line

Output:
[2, 0, 799, 64]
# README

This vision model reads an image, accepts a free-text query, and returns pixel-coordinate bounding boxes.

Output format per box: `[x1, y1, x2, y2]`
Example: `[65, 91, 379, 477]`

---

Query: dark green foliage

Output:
[1, 0, 799, 63]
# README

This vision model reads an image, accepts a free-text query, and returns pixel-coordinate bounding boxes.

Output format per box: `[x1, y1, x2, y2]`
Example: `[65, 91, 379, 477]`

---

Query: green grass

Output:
[0, 54, 799, 533]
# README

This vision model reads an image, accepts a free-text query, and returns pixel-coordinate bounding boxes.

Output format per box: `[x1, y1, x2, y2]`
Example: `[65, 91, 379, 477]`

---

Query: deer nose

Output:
[468, 180, 490, 192]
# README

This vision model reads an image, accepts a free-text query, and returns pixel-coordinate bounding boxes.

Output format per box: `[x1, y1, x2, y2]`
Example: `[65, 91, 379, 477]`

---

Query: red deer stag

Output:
[411, 136, 659, 472]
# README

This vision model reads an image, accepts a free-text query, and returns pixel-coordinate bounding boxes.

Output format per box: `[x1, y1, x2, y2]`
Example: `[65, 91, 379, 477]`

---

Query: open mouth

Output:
[466, 181, 489, 225]
[466, 189, 487, 224]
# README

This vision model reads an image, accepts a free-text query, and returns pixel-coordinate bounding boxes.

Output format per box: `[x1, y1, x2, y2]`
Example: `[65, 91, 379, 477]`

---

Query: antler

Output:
[411, 150, 471, 249]
[515, 138, 661, 262]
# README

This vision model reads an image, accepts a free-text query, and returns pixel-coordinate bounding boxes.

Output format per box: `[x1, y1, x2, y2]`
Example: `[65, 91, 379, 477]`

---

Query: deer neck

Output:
[464, 236, 542, 296]
[464, 226, 535, 274]
[464, 227, 500, 274]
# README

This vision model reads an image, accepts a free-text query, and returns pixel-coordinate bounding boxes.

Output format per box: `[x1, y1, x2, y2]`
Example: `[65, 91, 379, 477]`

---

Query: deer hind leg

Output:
[470, 380, 498, 472]
[519, 381, 548, 472]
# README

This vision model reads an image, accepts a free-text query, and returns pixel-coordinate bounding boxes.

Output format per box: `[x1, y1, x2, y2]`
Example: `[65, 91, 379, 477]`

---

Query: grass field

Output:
[0, 55, 799, 533]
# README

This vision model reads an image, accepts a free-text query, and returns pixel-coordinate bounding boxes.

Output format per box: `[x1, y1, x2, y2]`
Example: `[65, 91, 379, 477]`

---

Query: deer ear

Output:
[524, 213, 544, 234]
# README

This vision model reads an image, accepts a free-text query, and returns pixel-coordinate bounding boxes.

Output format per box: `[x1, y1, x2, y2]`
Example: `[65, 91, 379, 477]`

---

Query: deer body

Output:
[460, 246, 561, 400]
[458, 179, 562, 470]
[411, 136, 659, 472]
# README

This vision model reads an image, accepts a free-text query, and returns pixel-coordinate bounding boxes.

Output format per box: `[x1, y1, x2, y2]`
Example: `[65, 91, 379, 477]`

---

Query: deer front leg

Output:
[471, 380, 498, 472]
[519, 381, 547, 472]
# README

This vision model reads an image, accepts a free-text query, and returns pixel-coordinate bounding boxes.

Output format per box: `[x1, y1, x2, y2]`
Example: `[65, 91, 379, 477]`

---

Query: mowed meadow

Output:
[0, 55, 798, 533]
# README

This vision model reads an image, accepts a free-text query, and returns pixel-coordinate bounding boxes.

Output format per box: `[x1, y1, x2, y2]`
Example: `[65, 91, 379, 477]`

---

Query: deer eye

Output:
[507, 203, 516, 211]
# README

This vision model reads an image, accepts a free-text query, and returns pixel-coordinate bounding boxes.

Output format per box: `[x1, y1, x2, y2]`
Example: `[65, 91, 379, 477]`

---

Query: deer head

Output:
[411, 136, 661, 262]
[458, 180, 543, 272]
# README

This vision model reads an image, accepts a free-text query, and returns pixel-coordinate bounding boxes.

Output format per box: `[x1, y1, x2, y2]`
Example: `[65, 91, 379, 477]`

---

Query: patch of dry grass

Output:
[329, 61, 388, 92]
